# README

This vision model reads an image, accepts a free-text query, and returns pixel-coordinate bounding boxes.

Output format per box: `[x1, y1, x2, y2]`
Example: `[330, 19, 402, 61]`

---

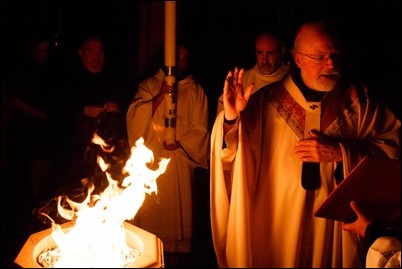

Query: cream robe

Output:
[210, 73, 401, 267]
[126, 69, 209, 252]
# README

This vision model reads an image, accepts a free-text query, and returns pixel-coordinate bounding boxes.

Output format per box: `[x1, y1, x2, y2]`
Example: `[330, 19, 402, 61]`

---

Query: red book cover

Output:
[314, 156, 401, 223]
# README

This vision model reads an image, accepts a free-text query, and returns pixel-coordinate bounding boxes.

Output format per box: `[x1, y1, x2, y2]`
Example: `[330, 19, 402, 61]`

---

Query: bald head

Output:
[255, 32, 280, 49]
[293, 21, 340, 53]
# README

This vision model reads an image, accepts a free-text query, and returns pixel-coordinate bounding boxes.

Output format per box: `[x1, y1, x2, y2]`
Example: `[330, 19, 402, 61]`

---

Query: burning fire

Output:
[38, 136, 170, 267]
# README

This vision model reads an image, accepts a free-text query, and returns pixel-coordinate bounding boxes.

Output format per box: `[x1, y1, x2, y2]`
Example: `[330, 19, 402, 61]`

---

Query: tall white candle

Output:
[165, 1, 176, 67]
[164, 1, 176, 145]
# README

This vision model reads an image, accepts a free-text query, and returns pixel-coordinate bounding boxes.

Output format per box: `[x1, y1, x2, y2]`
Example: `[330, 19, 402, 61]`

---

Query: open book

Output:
[314, 156, 401, 223]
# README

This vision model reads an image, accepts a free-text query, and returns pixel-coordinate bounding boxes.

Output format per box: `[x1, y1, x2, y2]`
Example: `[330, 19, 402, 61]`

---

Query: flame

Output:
[92, 132, 115, 153]
[42, 136, 169, 267]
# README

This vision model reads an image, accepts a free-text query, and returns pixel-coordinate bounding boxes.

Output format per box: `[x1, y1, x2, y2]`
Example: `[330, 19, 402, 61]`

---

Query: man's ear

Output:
[292, 51, 303, 68]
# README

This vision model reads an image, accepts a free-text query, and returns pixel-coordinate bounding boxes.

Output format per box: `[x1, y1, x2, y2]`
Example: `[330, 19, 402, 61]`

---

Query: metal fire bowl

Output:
[14, 221, 164, 268]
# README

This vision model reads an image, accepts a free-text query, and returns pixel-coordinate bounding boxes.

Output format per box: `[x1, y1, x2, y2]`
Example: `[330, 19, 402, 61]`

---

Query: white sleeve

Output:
[366, 236, 401, 268]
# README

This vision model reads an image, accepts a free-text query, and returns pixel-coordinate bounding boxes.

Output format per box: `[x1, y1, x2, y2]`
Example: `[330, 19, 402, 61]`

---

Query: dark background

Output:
[2, 1, 401, 117]
[1, 1, 400, 268]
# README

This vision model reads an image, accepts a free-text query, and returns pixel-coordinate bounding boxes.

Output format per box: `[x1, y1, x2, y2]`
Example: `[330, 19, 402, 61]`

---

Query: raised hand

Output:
[223, 67, 254, 121]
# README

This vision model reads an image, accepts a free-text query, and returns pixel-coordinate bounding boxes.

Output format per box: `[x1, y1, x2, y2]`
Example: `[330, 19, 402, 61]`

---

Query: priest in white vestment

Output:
[210, 21, 401, 268]
[126, 45, 209, 253]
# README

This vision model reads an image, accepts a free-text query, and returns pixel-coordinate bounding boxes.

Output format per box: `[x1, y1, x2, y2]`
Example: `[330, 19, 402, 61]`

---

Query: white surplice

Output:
[127, 69, 209, 252]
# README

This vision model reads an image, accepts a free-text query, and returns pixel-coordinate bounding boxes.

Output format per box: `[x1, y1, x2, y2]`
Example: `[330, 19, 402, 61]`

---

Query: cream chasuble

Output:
[210, 73, 401, 267]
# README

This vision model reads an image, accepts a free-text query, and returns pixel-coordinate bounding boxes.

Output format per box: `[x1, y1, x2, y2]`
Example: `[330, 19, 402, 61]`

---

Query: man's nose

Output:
[261, 55, 268, 63]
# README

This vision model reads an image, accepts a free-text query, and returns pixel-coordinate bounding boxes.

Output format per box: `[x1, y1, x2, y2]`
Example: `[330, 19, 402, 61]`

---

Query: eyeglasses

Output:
[294, 51, 341, 65]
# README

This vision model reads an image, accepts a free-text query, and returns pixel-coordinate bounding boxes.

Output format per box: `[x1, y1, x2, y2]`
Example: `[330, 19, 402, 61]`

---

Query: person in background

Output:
[343, 201, 401, 268]
[216, 30, 290, 115]
[7, 32, 59, 200]
[126, 44, 209, 255]
[210, 20, 401, 267]
[59, 35, 129, 190]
